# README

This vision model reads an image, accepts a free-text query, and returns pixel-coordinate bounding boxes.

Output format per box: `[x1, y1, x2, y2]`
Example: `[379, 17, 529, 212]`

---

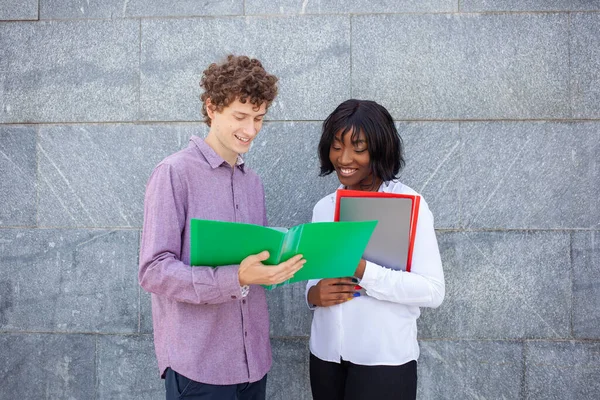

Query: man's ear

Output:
[205, 98, 215, 119]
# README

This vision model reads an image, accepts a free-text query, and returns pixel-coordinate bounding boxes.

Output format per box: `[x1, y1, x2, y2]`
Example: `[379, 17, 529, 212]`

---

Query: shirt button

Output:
[244, 331, 247, 337]
[242, 299, 246, 304]
[231, 295, 237, 299]
[235, 204, 239, 209]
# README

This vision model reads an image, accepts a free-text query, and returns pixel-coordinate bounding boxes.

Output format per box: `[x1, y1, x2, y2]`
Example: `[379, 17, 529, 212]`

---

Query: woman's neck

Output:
[347, 177, 383, 192]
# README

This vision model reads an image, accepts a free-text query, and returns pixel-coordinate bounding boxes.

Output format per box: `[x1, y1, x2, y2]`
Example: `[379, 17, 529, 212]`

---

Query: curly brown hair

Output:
[200, 55, 279, 126]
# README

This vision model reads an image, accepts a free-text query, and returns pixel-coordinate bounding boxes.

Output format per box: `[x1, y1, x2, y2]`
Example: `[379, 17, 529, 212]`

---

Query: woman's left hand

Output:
[354, 258, 367, 280]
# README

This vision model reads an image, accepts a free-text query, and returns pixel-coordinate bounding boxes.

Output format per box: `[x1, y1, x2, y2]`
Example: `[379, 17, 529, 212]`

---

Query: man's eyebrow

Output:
[233, 111, 266, 117]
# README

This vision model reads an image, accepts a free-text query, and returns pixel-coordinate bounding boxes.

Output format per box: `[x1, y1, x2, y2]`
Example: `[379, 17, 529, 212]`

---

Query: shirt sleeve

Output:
[138, 163, 244, 305]
[305, 279, 320, 310]
[358, 199, 445, 308]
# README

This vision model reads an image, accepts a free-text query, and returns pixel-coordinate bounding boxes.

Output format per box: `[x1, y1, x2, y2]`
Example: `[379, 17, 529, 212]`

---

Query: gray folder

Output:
[338, 196, 414, 271]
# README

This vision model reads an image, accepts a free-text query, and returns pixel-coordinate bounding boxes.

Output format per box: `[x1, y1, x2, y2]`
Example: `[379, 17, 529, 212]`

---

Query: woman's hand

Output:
[307, 278, 357, 307]
[354, 258, 367, 280]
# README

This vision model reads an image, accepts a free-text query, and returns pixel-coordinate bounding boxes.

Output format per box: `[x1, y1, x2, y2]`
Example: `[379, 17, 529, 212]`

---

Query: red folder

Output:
[334, 189, 420, 272]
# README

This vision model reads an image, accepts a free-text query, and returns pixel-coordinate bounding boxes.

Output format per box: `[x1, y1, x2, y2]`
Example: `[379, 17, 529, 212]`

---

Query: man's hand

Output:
[307, 278, 357, 307]
[238, 251, 306, 286]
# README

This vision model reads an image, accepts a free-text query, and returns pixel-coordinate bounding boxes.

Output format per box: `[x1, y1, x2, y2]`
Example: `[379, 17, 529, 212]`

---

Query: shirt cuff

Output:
[357, 260, 380, 290]
[305, 280, 319, 310]
[211, 265, 246, 301]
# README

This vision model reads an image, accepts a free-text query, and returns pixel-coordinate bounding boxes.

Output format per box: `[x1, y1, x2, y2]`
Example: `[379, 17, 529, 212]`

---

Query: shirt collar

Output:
[190, 135, 246, 173]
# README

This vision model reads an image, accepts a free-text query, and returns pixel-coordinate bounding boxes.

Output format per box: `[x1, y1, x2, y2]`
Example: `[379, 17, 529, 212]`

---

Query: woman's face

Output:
[329, 128, 379, 191]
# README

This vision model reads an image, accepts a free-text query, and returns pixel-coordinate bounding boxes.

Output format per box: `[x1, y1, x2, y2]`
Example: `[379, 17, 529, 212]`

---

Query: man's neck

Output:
[205, 132, 237, 167]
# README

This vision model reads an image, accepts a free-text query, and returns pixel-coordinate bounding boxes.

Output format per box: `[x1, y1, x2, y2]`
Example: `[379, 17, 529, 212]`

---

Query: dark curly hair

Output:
[318, 99, 405, 184]
[200, 55, 279, 126]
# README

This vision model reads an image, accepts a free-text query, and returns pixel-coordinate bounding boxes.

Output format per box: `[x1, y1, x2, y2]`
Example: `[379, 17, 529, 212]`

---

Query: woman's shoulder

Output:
[382, 180, 417, 195]
[313, 191, 337, 211]
[383, 180, 431, 210]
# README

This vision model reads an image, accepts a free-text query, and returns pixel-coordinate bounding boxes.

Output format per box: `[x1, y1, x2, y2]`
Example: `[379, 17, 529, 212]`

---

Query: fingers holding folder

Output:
[307, 277, 359, 307]
[238, 251, 306, 286]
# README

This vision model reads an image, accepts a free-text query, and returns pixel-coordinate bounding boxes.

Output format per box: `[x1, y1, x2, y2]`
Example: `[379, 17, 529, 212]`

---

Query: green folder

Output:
[190, 219, 378, 289]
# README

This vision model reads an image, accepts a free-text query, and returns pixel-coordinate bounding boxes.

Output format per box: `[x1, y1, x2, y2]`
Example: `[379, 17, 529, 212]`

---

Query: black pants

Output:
[309, 353, 417, 400]
[165, 368, 267, 400]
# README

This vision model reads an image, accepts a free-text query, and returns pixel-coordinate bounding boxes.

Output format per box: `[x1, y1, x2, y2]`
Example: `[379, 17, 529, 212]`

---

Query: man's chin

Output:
[236, 142, 253, 154]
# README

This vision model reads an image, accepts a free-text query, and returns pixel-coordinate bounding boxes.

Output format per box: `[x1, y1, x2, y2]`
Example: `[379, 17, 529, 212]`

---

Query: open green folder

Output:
[190, 219, 378, 289]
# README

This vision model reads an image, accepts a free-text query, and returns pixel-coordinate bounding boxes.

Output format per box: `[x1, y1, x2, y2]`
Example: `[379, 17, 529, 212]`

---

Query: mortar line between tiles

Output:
[0, 227, 598, 232]
[567, 12, 573, 119]
[0, 330, 154, 335]
[521, 340, 528, 399]
[137, 230, 143, 333]
[458, 122, 463, 228]
[137, 19, 142, 122]
[2, 118, 600, 126]
[569, 232, 575, 338]
[94, 335, 98, 400]
[349, 15, 353, 98]
[35, 126, 40, 227]
[17, 10, 600, 23]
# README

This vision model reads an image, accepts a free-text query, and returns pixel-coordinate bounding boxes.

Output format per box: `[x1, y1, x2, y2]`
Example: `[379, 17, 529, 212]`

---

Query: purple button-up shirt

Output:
[139, 136, 271, 385]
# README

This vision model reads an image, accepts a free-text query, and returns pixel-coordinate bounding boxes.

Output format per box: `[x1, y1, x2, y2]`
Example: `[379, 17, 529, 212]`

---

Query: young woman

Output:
[306, 99, 445, 400]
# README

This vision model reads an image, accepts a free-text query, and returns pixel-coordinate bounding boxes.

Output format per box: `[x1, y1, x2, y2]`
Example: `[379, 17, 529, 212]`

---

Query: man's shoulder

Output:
[158, 146, 198, 170]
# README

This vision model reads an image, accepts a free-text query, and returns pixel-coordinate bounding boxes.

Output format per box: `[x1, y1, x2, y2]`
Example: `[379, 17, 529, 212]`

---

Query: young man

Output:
[139, 55, 305, 400]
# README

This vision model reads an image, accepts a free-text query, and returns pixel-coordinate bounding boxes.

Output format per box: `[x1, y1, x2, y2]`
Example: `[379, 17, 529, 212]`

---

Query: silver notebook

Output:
[338, 197, 414, 271]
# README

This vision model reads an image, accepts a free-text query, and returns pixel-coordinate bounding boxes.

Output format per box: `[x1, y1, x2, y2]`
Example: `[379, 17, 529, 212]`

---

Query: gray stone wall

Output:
[1, 1, 599, 399]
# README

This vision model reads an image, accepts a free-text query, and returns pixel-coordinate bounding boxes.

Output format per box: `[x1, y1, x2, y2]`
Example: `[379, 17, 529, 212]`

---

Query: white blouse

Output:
[306, 180, 445, 366]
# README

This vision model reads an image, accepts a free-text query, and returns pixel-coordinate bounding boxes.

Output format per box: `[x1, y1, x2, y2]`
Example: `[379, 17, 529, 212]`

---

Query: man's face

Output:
[206, 98, 267, 165]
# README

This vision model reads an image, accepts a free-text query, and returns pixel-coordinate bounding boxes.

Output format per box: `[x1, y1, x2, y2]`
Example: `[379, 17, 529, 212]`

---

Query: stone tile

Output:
[0, 126, 37, 226]
[0, 228, 139, 333]
[525, 341, 600, 399]
[246, 0, 457, 14]
[353, 13, 569, 120]
[37, 124, 203, 227]
[418, 231, 571, 339]
[418, 340, 524, 399]
[0, 333, 95, 399]
[0, 0, 37, 20]
[571, 13, 600, 119]
[352, 14, 462, 120]
[398, 122, 461, 229]
[268, 338, 311, 400]
[97, 334, 164, 400]
[462, 0, 600, 11]
[40, 0, 242, 19]
[0, 20, 138, 123]
[460, 122, 600, 229]
[244, 122, 338, 228]
[267, 282, 312, 338]
[140, 16, 351, 121]
[140, 287, 154, 334]
[572, 231, 600, 339]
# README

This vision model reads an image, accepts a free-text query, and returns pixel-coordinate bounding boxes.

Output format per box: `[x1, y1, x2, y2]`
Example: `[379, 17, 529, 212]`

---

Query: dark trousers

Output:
[309, 353, 417, 400]
[165, 368, 267, 400]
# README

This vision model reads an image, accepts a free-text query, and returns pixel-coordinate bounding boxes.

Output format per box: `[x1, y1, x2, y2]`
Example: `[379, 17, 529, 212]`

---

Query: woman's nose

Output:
[339, 148, 353, 164]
